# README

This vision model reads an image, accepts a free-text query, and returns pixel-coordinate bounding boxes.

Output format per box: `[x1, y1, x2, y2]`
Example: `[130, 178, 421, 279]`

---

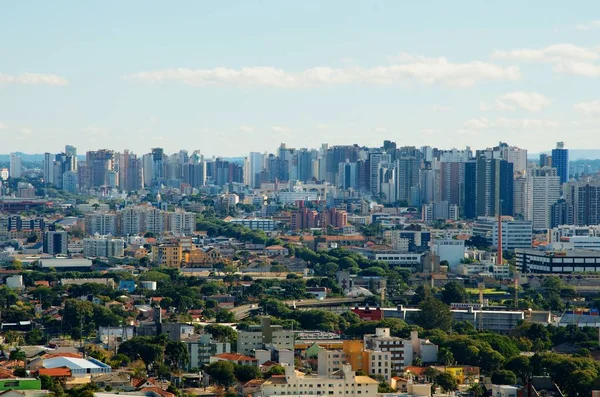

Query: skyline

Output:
[2, 1, 600, 155]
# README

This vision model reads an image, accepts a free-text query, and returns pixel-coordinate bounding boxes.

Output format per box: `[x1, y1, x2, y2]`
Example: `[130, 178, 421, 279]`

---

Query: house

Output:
[306, 287, 328, 299]
[209, 353, 258, 367]
[238, 379, 265, 397]
[264, 246, 289, 257]
[92, 373, 133, 391]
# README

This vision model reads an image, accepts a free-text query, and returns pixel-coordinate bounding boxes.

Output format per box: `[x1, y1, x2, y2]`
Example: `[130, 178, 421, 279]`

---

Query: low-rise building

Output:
[261, 364, 378, 397]
[185, 334, 231, 370]
[209, 353, 257, 367]
[237, 317, 294, 356]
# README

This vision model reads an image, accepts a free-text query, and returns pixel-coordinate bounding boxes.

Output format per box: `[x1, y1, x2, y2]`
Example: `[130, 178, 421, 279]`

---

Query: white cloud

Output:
[374, 127, 387, 133]
[0, 73, 68, 85]
[480, 92, 551, 112]
[0, 121, 8, 130]
[498, 92, 551, 112]
[575, 20, 600, 31]
[554, 62, 600, 77]
[237, 125, 255, 133]
[495, 118, 559, 129]
[316, 124, 329, 129]
[19, 128, 32, 136]
[492, 43, 599, 63]
[463, 118, 491, 130]
[125, 54, 520, 88]
[271, 126, 291, 134]
[463, 117, 559, 130]
[493, 44, 600, 78]
[574, 100, 600, 115]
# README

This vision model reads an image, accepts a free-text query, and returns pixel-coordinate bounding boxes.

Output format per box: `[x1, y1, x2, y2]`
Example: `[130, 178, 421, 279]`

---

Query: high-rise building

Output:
[462, 160, 477, 219]
[524, 167, 561, 230]
[564, 181, 600, 226]
[475, 156, 513, 217]
[86, 149, 115, 188]
[550, 199, 574, 228]
[43, 153, 55, 185]
[9, 153, 21, 179]
[396, 156, 420, 204]
[44, 231, 68, 255]
[245, 152, 264, 188]
[552, 142, 569, 184]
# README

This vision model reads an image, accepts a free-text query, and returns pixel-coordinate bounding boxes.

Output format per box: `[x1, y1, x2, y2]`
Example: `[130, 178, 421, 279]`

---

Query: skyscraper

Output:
[525, 167, 561, 229]
[9, 153, 21, 179]
[552, 142, 569, 184]
[43, 153, 54, 185]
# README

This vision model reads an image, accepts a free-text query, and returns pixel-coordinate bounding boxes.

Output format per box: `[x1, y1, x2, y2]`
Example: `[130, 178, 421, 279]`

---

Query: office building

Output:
[525, 167, 561, 229]
[564, 181, 600, 226]
[422, 201, 459, 223]
[551, 142, 569, 184]
[475, 156, 513, 217]
[388, 229, 431, 253]
[226, 218, 276, 231]
[43, 153, 55, 185]
[43, 231, 68, 255]
[516, 248, 600, 274]
[472, 217, 533, 250]
[9, 153, 21, 179]
[550, 199, 574, 228]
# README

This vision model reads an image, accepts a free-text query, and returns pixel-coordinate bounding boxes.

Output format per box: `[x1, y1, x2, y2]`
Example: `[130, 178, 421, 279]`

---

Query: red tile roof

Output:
[38, 367, 72, 377]
[213, 353, 257, 362]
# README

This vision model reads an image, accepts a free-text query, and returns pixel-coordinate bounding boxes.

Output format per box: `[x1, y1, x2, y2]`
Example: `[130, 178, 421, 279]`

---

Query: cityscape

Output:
[4, 2, 600, 397]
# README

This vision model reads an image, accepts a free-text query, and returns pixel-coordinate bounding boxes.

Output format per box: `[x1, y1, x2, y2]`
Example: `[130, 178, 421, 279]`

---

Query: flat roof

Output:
[39, 258, 92, 268]
[44, 357, 110, 370]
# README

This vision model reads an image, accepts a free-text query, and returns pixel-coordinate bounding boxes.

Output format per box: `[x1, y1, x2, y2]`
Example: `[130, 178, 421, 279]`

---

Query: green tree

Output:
[216, 311, 236, 323]
[415, 297, 452, 331]
[165, 341, 190, 370]
[440, 281, 468, 305]
[263, 365, 285, 378]
[234, 365, 261, 383]
[436, 372, 458, 393]
[438, 347, 454, 366]
[503, 356, 532, 383]
[9, 348, 26, 368]
[490, 370, 517, 385]
[205, 361, 236, 386]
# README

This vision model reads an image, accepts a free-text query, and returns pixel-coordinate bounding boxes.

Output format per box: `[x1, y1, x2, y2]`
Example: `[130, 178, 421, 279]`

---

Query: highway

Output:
[230, 297, 369, 320]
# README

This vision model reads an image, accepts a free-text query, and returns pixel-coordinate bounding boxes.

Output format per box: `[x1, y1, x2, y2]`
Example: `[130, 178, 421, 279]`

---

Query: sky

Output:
[1, 1, 600, 157]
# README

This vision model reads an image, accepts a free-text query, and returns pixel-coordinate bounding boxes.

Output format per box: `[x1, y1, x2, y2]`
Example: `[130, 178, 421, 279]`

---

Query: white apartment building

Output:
[167, 211, 195, 235]
[262, 364, 378, 397]
[363, 329, 437, 374]
[472, 217, 533, 250]
[237, 317, 294, 356]
[145, 207, 165, 236]
[83, 235, 125, 258]
[525, 167, 560, 230]
[84, 213, 118, 236]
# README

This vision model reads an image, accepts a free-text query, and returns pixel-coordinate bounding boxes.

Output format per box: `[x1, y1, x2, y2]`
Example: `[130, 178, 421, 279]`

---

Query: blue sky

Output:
[1, 1, 600, 156]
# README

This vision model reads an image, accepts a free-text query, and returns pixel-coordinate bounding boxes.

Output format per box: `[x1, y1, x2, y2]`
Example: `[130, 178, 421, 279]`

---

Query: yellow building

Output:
[156, 243, 183, 267]
[343, 340, 366, 372]
[431, 365, 480, 384]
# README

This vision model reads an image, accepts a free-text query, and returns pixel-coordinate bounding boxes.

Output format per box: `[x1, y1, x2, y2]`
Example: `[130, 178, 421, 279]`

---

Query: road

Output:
[230, 296, 369, 320]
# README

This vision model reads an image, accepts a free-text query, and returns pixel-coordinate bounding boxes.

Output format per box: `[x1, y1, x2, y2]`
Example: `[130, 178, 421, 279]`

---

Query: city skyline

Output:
[2, 1, 600, 155]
